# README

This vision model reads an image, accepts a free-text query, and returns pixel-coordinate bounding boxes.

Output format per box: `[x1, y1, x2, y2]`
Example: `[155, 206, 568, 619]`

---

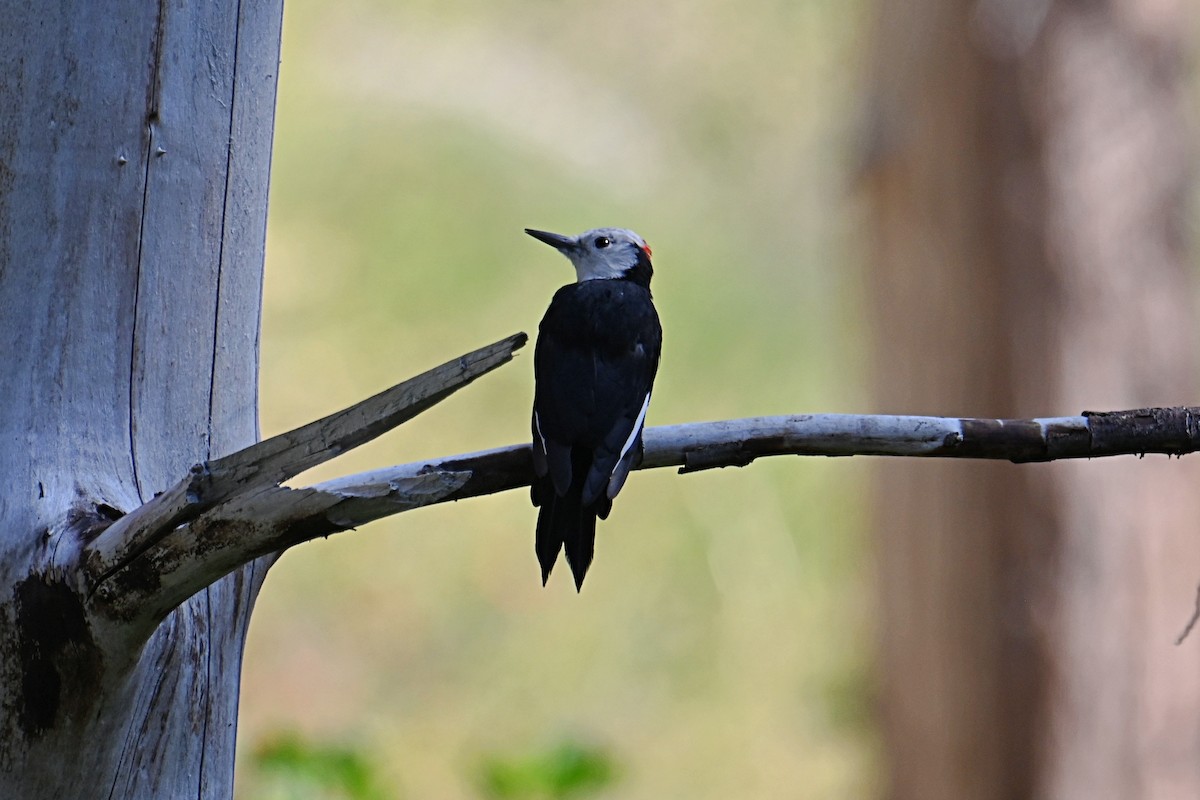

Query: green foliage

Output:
[252, 732, 393, 800]
[477, 741, 617, 800]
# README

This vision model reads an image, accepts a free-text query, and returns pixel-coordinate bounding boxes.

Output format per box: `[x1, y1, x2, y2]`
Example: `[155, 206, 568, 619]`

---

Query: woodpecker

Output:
[525, 226, 663, 590]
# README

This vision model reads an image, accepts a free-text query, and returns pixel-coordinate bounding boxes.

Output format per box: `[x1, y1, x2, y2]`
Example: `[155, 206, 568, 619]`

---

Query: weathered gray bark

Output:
[0, 1, 282, 796]
[336, 408, 1200, 514]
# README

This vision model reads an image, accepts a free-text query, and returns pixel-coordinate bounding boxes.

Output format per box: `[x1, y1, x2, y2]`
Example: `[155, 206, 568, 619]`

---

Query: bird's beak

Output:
[525, 228, 578, 254]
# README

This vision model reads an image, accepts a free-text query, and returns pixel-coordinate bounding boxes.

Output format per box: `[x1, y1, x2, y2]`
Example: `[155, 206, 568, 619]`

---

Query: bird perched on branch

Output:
[525, 227, 663, 590]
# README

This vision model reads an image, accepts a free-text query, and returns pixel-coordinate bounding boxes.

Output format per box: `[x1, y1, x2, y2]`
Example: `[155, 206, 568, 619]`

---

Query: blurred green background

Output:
[238, 1, 877, 797]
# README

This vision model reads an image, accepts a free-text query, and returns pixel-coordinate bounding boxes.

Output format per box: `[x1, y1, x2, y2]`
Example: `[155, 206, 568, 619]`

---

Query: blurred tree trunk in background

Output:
[864, 2, 1200, 799]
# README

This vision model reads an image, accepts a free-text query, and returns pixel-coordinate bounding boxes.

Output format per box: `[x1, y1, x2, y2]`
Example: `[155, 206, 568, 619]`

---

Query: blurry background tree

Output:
[865, 1, 1200, 799]
[238, 2, 1198, 800]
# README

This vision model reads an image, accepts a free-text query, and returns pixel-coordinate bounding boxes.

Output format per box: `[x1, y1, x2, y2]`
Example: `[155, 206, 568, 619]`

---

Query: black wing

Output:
[532, 280, 661, 504]
[530, 280, 661, 587]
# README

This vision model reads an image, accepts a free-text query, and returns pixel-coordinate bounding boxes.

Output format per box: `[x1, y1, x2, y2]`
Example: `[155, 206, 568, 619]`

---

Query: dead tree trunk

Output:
[865, 1, 1200, 798]
[0, 2, 282, 796]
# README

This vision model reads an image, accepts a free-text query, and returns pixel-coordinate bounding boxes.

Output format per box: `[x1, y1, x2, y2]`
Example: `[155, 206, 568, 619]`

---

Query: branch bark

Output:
[83, 333, 527, 628]
[301, 406, 1200, 514]
[90, 403, 1200, 627]
[84, 332, 526, 584]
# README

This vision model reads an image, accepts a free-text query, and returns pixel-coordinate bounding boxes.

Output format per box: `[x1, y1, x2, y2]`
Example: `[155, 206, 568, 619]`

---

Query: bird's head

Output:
[525, 227, 653, 285]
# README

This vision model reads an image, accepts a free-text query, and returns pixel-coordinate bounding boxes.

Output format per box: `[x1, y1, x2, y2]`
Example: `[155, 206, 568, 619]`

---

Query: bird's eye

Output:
[594, 236, 611, 249]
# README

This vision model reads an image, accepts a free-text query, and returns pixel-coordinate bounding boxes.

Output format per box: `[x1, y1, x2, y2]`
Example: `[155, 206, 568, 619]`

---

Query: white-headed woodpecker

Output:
[525, 227, 662, 590]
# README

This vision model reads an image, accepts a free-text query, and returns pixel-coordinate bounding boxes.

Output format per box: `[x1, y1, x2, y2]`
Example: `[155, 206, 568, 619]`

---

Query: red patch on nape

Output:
[641, 243, 653, 257]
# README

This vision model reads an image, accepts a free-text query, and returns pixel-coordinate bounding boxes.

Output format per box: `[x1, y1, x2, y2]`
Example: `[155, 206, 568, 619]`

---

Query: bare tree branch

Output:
[292, 406, 1200, 516]
[93, 405, 1200, 626]
[75, 315, 1196, 632]
[91, 472, 474, 624]
[1177, 582, 1200, 646]
[83, 332, 527, 593]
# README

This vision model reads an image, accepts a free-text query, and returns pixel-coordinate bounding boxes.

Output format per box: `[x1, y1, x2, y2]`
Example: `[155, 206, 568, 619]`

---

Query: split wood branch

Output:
[83, 332, 528, 595]
[91, 405, 1200, 625]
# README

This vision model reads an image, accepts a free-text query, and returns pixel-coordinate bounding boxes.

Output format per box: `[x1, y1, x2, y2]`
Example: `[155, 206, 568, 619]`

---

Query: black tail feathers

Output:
[532, 447, 619, 590]
[535, 487, 597, 591]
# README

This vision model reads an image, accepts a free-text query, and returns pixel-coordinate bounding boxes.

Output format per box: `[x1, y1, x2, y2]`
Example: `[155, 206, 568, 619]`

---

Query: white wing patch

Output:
[614, 393, 651, 475]
[534, 410, 547, 454]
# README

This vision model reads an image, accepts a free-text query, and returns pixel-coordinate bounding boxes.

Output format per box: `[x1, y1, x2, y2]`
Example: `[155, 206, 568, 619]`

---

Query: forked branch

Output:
[83, 333, 528, 598]
[80, 328, 1200, 633]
